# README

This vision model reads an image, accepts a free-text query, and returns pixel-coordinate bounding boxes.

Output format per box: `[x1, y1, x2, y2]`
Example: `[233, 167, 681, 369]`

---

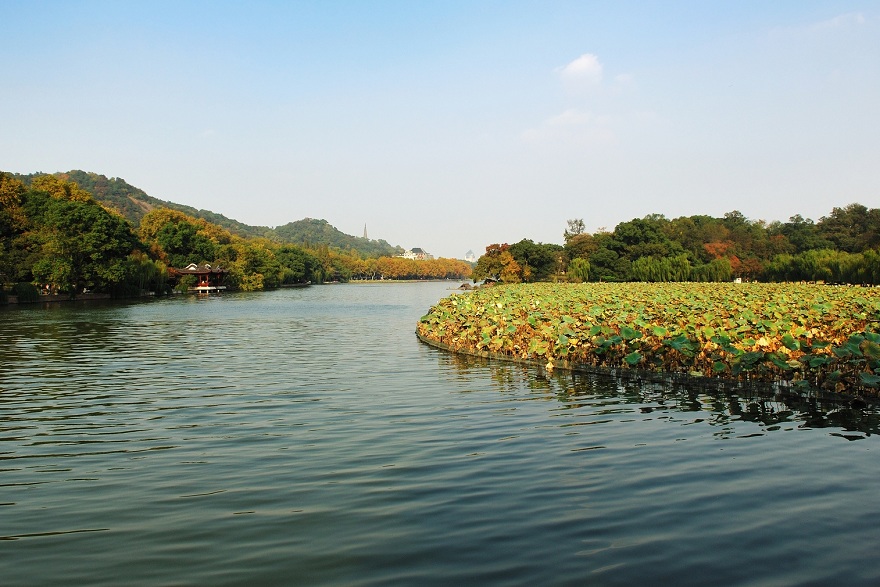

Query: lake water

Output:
[2, 282, 880, 586]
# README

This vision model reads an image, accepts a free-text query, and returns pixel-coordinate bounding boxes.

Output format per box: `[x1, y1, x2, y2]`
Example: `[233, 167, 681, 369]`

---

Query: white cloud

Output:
[521, 109, 615, 144]
[809, 12, 866, 31]
[532, 54, 632, 144]
[556, 53, 603, 85]
[771, 11, 867, 37]
[547, 108, 594, 126]
[631, 110, 661, 123]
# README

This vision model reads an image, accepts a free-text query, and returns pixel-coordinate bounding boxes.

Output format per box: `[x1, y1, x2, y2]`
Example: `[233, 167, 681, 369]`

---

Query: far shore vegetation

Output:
[426, 207, 880, 396]
[473, 210, 880, 285]
[0, 171, 472, 301]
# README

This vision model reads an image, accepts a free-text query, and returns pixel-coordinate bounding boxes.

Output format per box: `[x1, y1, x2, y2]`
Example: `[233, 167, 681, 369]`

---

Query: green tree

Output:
[564, 233, 597, 262]
[691, 257, 732, 282]
[587, 233, 628, 281]
[615, 215, 682, 260]
[568, 257, 590, 282]
[770, 215, 832, 253]
[508, 239, 562, 282]
[154, 220, 218, 268]
[30, 194, 141, 295]
[630, 254, 691, 282]
[818, 204, 880, 253]
[275, 246, 321, 284]
[564, 218, 585, 240]
[0, 172, 28, 283]
[473, 244, 524, 283]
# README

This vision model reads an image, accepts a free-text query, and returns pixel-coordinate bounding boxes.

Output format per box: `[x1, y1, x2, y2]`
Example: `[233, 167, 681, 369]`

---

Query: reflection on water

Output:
[443, 350, 880, 440]
[2, 283, 880, 586]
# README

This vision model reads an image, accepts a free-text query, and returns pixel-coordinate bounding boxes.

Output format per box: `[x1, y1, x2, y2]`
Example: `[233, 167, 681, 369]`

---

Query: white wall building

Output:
[398, 248, 434, 260]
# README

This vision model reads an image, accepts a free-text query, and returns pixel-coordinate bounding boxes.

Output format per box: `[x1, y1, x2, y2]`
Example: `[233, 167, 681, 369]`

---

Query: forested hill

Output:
[12, 170, 402, 257]
[13, 170, 271, 240]
[274, 219, 403, 258]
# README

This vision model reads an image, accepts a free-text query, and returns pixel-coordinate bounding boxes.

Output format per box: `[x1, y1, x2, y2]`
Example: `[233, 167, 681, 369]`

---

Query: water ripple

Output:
[2, 284, 880, 586]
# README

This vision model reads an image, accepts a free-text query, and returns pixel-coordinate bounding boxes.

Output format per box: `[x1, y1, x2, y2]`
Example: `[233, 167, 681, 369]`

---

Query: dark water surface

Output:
[2, 282, 880, 586]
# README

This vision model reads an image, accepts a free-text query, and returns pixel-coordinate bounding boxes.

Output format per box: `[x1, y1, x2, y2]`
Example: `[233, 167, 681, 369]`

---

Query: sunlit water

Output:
[2, 282, 880, 586]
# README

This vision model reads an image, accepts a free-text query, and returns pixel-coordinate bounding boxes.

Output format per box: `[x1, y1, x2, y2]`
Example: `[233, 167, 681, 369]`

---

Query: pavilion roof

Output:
[170, 263, 228, 275]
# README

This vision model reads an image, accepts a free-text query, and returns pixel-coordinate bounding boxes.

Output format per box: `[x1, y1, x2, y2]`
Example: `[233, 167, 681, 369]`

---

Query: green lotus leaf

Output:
[862, 341, 880, 361]
[859, 372, 880, 387]
[620, 326, 641, 340]
[624, 351, 642, 366]
[768, 354, 794, 371]
[416, 283, 880, 394]
[781, 333, 799, 351]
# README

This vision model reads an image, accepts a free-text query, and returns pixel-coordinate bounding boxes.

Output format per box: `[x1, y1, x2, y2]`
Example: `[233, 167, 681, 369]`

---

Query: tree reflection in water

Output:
[438, 350, 880, 439]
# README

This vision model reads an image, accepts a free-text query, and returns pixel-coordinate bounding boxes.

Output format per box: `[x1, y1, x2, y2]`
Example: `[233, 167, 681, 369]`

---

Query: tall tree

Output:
[818, 204, 880, 253]
[568, 257, 590, 282]
[564, 233, 597, 261]
[30, 194, 141, 295]
[508, 239, 562, 282]
[769, 215, 832, 253]
[564, 218, 585, 240]
[473, 244, 524, 283]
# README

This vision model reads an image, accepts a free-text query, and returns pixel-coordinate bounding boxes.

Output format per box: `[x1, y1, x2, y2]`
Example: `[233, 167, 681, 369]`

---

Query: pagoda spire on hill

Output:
[363, 224, 368, 239]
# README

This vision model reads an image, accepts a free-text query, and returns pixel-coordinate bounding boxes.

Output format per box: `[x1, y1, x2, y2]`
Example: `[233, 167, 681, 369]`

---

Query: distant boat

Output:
[280, 281, 312, 288]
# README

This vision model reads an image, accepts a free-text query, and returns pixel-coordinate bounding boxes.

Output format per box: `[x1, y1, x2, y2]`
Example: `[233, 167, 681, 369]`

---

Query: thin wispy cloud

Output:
[522, 108, 615, 144]
[809, 12, 866, 31]
[556, 53, 603, 85]
[547, 108, 594, 126]
[528, 53, 633, 144]
[556, 53, 635, 94]
[771, 11, 867, 37]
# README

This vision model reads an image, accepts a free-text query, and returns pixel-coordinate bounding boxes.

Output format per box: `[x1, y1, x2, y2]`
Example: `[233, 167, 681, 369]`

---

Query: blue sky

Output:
[2, 1, 878, 258]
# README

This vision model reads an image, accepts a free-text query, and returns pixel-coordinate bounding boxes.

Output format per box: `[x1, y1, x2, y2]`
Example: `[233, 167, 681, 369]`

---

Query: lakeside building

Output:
[170, 263, 228, 292]
[397, 248, 434, 261]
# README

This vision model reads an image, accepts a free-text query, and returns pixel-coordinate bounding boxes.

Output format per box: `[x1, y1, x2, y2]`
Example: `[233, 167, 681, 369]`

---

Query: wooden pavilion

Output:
[170, 263, 228, 292]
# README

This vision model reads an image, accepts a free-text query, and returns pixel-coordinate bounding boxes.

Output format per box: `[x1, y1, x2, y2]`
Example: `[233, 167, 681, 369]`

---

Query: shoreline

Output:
[416, 331, 870, 406]
[3, 292, 113, 305]
[348, 278, 469, 284]
[416, 282, 880, 401]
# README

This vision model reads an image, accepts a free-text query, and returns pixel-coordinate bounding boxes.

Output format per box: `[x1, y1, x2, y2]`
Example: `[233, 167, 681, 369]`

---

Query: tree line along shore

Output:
[0, 172, 472, 301]
[471, 210, 880, 285]
[424, 208, 880, 397]
[4, 168, 878, 300]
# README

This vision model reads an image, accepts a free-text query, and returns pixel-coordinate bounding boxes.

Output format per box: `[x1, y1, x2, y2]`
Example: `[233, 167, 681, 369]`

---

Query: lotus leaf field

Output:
[417, 283, 880, 396]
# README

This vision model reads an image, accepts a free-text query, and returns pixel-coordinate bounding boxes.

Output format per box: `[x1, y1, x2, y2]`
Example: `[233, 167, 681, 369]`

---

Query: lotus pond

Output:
[417, 282, 880, 396]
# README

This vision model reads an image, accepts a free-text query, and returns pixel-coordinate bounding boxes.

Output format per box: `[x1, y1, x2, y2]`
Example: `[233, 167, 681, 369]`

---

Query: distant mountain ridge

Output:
[13, 170, 403, 258]
[273, 218, 404, 258]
